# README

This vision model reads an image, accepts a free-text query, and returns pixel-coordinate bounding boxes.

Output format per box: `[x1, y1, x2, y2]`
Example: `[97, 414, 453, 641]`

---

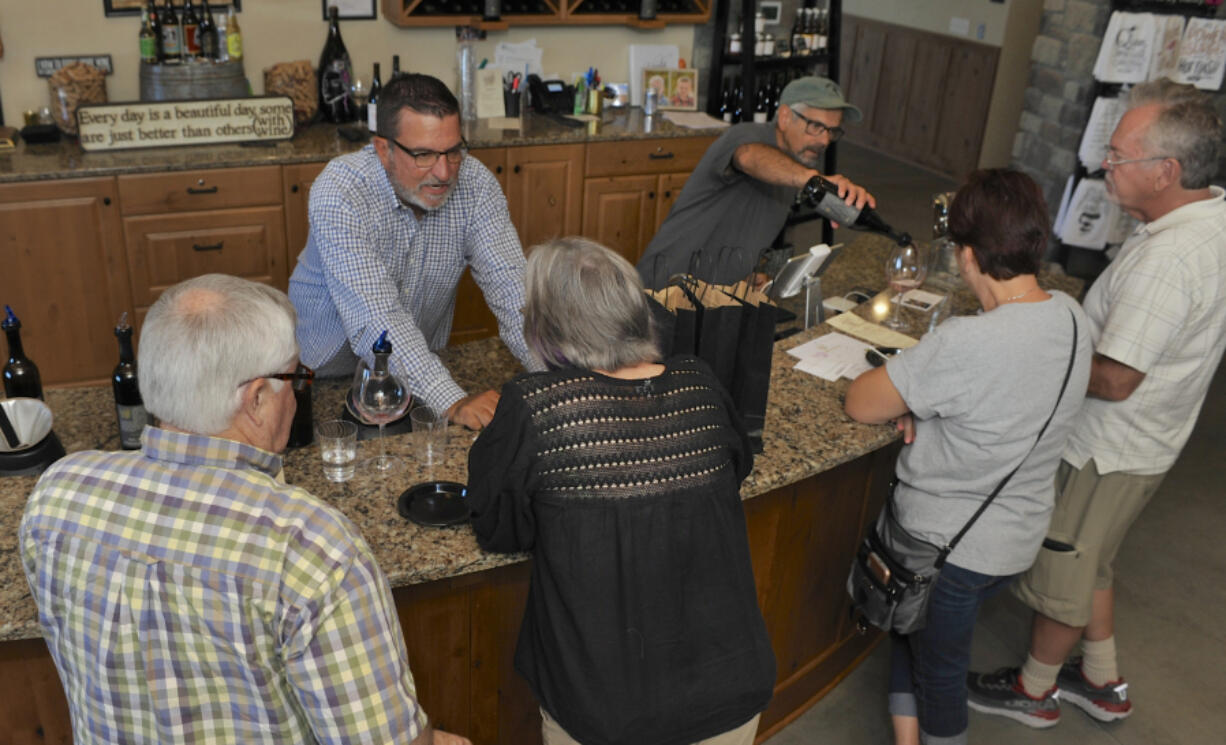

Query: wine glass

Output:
[884, 240, 927, 331]
[351, 359, 410, 472]
[351, 77, 368, 124]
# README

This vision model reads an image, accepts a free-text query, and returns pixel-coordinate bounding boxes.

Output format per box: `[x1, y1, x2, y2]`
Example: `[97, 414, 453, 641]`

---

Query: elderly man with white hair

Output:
[20, 274, 469, 745]
[636, 76, 876, 287]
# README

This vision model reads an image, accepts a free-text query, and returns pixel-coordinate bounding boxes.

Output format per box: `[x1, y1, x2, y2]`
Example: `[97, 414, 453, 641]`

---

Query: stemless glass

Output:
[884, 241, 928, 330]
[351, 358, 411, 472]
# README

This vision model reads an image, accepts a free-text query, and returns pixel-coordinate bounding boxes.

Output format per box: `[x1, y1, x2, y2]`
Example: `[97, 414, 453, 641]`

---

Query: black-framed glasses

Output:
[791, 108, 845, 141]
[383, 135, 468, 168]
[239, 368, 315, 388]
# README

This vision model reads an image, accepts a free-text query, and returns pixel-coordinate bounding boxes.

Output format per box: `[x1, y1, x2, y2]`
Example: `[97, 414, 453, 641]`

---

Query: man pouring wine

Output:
[636, 76, 890, 288]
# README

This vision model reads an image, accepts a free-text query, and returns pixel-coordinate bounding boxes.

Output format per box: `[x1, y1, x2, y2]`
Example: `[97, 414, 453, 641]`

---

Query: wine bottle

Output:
[790, 8, 805, 55]
[182, 0, 200, 60]
[318, 7, 356, 123]
[147, 1, 163, 63]
[484, 0, 503, 22]
[225, 6, 243, 61]
[718, 80, 731, 123]
[802, 176, 912, 245]
[161, 0, 182, 64]
[198, 2, 218, 61]
[2, 306, 43, 401]
[638, 0, 656, 21]
[752, 84, 768, 123]
[732, 80, 743, 124]
[367, 62, 382, 132]
[139, 6, 159, 65]
[112, 313, 150, 450]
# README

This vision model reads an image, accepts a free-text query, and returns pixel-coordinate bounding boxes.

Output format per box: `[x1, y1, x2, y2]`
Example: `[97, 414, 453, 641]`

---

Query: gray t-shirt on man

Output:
[636, 123, 796, 288]
[885, 291, 1093, 576]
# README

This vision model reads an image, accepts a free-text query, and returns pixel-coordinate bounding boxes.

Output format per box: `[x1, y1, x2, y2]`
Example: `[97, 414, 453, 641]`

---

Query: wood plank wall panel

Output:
[841, 15, 1000, 181]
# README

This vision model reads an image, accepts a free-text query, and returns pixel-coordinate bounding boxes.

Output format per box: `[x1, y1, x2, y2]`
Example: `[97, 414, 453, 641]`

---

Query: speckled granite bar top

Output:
[0, 109, 723, 183]
[0, 236, 1082, 640]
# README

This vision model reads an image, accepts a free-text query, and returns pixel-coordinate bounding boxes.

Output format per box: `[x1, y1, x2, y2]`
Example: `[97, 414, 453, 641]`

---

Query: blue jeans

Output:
[888, 562, 1016, 745]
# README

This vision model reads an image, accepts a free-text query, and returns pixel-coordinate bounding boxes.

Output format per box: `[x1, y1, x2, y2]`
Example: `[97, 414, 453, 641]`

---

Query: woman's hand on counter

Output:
[447, 389, 500, 430]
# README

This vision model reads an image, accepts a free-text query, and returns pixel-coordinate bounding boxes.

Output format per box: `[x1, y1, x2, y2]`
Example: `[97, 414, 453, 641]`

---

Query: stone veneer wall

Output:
[1010, 0, 1226, 221]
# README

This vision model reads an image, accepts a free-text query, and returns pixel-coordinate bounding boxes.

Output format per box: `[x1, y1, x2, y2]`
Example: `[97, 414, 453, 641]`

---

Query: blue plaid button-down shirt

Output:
[289, 145, 535, 412]
[21, 427, 428, 744]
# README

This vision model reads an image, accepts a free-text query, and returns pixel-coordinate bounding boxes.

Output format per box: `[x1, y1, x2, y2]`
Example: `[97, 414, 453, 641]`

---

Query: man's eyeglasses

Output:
[239, 368, 315, 388]
[791, 108, 845, 141]
[383, 135, 468, 169]
[1102, 154, 1170, 170]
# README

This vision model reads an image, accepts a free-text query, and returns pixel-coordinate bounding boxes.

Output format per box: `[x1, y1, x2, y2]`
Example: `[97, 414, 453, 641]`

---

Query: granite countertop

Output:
[0, 108, 725, 184]
[0, 235, 1083, 641]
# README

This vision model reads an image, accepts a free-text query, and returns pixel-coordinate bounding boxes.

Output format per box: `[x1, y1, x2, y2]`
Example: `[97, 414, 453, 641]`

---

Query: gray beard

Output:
[394, 181, 455, 213]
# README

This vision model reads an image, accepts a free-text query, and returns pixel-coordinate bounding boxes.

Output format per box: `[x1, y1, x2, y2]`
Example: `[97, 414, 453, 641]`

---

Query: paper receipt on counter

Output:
[827, 312, 918, 349]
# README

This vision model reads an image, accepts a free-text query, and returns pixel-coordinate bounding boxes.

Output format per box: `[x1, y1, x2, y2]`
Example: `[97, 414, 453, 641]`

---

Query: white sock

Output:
[1080, 636, 1119, 687]
[1021, 653, 1061, 698]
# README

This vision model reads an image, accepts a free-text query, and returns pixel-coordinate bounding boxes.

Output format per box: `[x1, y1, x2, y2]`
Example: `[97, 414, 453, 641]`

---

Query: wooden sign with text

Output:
[75, 96, 295, 152]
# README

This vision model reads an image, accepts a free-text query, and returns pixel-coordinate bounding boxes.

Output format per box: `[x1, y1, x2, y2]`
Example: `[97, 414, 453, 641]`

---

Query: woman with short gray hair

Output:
[468, 238, 776, 745]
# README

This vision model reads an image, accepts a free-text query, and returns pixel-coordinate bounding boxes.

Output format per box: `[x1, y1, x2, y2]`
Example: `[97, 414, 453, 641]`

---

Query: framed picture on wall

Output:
[322, 0, 378, 20]
[104, 1, 241, 16]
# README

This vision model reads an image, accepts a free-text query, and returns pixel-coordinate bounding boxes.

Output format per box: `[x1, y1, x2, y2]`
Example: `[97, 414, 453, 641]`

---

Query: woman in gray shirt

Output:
[845, 170, 1093, 745]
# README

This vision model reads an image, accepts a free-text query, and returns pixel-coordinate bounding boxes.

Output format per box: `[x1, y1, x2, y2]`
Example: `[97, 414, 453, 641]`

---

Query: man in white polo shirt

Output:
[967, 78, 1226, 729]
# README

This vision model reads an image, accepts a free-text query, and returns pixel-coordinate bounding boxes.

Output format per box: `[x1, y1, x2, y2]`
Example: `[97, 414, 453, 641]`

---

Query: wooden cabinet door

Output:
[654, 172, 689, 233]
[469, 147, 508, 192]
[123, 206, 288, 325]
[506, 144, 583, 250]
[0, 177, 133, 386]
[581, 175, 657, 265]
[283, 161, 328, 272]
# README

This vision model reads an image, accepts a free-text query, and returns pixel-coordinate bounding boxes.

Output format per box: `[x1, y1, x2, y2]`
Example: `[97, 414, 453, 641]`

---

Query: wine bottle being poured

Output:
[802, 175, 912, 246]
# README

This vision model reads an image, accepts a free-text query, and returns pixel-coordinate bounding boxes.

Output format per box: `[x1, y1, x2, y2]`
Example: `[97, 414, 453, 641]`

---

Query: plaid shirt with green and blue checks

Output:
[20, 427, 427, 744]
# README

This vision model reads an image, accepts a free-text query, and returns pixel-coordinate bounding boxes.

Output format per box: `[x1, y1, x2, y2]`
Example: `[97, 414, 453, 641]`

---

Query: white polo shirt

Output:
[1064, 186, 1226, 475]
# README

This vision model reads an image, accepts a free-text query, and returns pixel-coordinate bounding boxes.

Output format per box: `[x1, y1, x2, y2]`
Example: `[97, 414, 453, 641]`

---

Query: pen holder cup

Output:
[504, 90, 522, 118]
[587, 88, 603, 116]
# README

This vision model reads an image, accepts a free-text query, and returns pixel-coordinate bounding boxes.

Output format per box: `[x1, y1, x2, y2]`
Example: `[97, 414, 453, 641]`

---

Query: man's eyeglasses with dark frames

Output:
[383, 135, 468, 169]
[791, 108, 845, 141]
[239, 368, 315, 388]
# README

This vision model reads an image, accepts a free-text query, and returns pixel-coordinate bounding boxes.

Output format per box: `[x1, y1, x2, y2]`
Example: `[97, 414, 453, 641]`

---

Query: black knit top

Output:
[467, 356, 776, 745]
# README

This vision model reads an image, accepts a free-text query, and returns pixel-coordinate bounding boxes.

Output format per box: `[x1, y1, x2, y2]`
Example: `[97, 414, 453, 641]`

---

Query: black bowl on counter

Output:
[397, 481, 469, 527]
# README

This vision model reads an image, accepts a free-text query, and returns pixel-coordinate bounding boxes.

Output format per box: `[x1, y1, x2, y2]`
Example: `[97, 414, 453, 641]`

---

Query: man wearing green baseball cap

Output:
[637, 75, 874, 288]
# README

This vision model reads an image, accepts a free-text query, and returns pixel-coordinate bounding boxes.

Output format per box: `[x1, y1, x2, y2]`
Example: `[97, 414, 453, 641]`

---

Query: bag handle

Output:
[932, 307, 1080, 568]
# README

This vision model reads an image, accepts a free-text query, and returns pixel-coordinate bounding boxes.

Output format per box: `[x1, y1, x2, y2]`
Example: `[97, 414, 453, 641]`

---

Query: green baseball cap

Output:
[778, 77, 862, 123]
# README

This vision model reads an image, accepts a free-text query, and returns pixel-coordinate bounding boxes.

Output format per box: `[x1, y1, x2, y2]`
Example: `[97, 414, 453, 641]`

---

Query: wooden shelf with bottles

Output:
[381, 0, 708, 28]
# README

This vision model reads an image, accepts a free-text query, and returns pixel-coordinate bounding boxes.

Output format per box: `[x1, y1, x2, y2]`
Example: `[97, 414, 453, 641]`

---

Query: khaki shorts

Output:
[1013, 459, 1165, 627]
[541, 708, 761, 745]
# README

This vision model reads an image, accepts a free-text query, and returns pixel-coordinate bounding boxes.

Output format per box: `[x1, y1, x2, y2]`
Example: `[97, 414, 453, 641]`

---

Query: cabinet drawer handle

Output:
[648, 152, 675, 160]
[664, 190, 671, 198]
[187, 185, 219, 194]
[513, 164, 521, 174]
[193, 241, 224, 252]
[648, 191, 655, 199]
[495, 165, 503, 174]
[291, 184, 300, 193]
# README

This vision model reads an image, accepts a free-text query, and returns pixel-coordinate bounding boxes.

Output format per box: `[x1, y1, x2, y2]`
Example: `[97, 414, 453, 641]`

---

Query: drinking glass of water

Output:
[316, 420, 358, 482]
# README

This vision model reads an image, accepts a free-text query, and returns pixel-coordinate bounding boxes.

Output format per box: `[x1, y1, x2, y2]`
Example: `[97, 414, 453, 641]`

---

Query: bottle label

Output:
[753, 111, 768, 123]
[227, 32, 242, 60]
[722, 112, 733, 123]
[162, 25, 181, 56]
[814, 190, 862, 226]
[184, 24, 200, 55]
[116, 403, 150, 449]
[367, 101, 378, 132]
[140, 36, 157, 63]
[321, 59, 352, 106]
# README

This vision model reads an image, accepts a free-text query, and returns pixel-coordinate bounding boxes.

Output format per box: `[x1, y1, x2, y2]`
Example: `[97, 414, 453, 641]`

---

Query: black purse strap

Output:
[932, 307, 1080, 567]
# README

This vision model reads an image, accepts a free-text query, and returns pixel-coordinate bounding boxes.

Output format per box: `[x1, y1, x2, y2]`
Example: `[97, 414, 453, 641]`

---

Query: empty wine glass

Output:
[884, 240, 927, 331]
[351, 332, 410, 472]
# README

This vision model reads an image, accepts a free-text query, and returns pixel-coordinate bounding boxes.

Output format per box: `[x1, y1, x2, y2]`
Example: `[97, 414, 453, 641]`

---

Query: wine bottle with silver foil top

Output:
[802, 175, 912, 246]
[3, 305, 44, 400]
[286, 363, 315, 448]
[112, 313, 150, 450]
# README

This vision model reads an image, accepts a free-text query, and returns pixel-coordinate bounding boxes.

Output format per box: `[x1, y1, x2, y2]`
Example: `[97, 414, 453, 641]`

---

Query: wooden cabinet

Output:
[380, 0, 710, 29]
[118, 167, 289, 328]
[506, 144, 584, 250]
[581, 137, 713, 264]
[0, 177, 132, 386]
[283, 161, 328, 267]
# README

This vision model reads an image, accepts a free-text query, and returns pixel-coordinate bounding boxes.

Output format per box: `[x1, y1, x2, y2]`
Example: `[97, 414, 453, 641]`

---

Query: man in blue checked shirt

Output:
[290, 73, 538, 430]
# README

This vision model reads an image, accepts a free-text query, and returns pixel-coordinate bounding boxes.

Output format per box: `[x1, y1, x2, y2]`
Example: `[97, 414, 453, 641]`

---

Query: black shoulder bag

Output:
[847, 309, 1079, 636]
